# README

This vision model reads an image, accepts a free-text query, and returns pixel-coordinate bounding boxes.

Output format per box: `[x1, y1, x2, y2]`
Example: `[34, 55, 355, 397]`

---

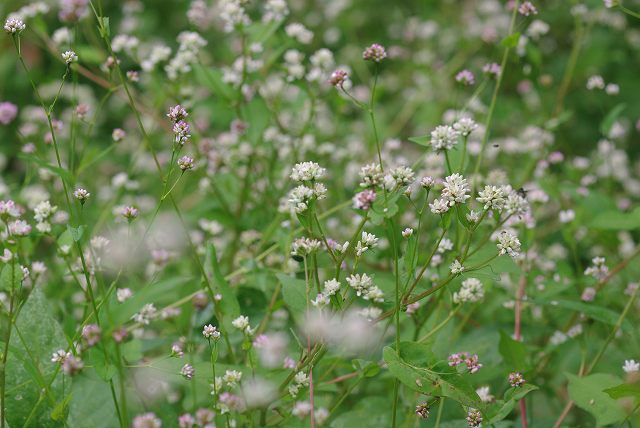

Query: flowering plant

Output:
[1, 0, 640, 427]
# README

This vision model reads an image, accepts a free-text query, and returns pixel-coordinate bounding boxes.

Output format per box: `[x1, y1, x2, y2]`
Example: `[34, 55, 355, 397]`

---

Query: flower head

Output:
[177, 155, 195, 171]
[362, 43, 387, 62]
[62, 50, 78, 64]
[4, 18, 26, 34]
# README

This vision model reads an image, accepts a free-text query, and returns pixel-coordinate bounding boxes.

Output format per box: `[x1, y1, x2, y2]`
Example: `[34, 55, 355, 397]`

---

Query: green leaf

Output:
[498, 331, 529, 371]
[5, 288, 67, 428]
[276, 273, 307, 316]
[501, 32, 521, 48]
[98, 17, 110, 38]
[604, 383, 640, 400]
[0, 263, 21, 292]
[567, 373, 626, 426]
[67, 376, 119, 428]
[487, 384, 538, 423]
[67, 225, 85, 242]
[383, 342, 482, 409]
[18, 154, 75, 187]
[408, 135, 430, 147]
[51, 394, 72, 421]
[589, 207, 640, 230]
[600, 103, 626, 136]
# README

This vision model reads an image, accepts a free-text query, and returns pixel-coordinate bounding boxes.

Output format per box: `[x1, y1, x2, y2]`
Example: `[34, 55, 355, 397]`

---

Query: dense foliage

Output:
[1, 0, 640, 427]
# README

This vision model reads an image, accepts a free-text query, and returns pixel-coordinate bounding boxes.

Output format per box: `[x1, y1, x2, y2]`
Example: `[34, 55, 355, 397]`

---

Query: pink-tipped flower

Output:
[167, 105, 189, 122]
[456, 69, 475, 86]
[466, 409, 483, 427]
[353, 189, 376, 210]
[483, 62, 501, 78]
[4, 18, 26, 34]
[508, 371, 526, 387]
[181, 363, 195, 380]
[177, 155, 195, 171]
[329, 69, 348, 87]
[518, 1, 538, 16]
[82, 324, 101, 347]
[173, 120, 191, 145]
[0, 102, 18, 125]
[112, 128, 126, 142]
[122, 206, 139, 221]
[415, 403, 430, 419]
[362, 43, 387, 62]
[74, 188, 90, 204]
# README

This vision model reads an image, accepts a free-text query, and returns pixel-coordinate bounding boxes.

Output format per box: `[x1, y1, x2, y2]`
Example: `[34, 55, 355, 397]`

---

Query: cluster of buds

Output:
[508, 372, 526, 387]
[448, 352, 483, 374]
[167, 105, 191, 145]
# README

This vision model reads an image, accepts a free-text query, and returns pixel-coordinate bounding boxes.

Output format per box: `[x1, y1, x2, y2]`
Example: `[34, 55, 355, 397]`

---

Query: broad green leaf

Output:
[604, 382, 640, 400]
[541, 300, 633, 332]
[0, 263, 21, 292]
[487, 384, 538, 423]
[67, 225, 85, 242]
[567, 373, 626, 426]
[67, 375, 119, 428]
[589, 207, 640, 230]
[5, 288, 67, 428]
[501, 32, 521, 48]
[498, 331, 529, 371]
[276, 273, 307, 316]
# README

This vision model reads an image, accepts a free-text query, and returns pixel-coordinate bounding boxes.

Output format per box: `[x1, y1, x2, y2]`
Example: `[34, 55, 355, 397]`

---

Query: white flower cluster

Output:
[33, 200, 57, 233]
[430, 174, 470, 214]
[453, 278, 484, 304]
[132, 303, 157, 325]
[450, 259, 465, 274]
[497, 230, 521, 258]
[219, 0, 251, 32]
[346, 273, 384, 302]
[430, 125, 459, 151]
[453, 117, 478, 137]
[290, 237, 322, 256]
[476, 185, 506, 210]
[355, 232, 379, 257]
[311, 279, 341, 308]
[288, 371, 310, 397]
[232, 315, 254, 335]
[165, 31, 207, 80]
[384, 166, 415, 190]
[359, 163, 384, 188]
[263, 0, 289, 23]
[584, 256, 608, 280]
[285, 23, 313, 44]
[287, 162, 327, 213]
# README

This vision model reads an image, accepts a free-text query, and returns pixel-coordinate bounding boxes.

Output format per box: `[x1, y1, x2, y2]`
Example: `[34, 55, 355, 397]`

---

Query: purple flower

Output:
[0, 102, 18, 125]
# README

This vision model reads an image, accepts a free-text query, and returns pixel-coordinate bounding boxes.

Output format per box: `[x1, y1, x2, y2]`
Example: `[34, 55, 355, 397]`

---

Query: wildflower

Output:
[483, 62, 501, 78]
[116, 288, 133, 303]
[581, 287, 596, 302]
[430, 198, 450, 215]
[122, 206, 139, 221]
[181, 364, 195, 380]
[467, 210, 481, 223]
[223, 369, 243, 387]
[559, 209, 575, 223]
[385, 166, 415, 188]
[453, 117, 478, 137]
[167, 105, 188, 122]
[359, 163, 384, 188]
[430, 125, 459, 151]
[415, 403, 430, 419]
[420, 176, 435, 189]
[73, 188, 90, 204]
[346, 273, 374, 297]
[51, 349, 70, 364]
[232, 315, 253, 335]
[497, 230, 521, 258]
[466, 409, 483, 427]
[177, 155, 195, 171]
[290, 237, 322, 256]
[584, 257, 608, 280]
[586, 75, 605, 90]
[518, 1, 538, 16]
[203, 324, 221, 340]
[353, 189, 376, 210]
[9, 220, 31, 236]
[173, 120, 191, 145]
[442, 174, 470, 205]
[453, 278, 484, 304]
[288, 185, 315, 213]
[62, 355, 84, 376]
[0, 102, 18, 125]
[402, 228, 414, 238]
[112, 128, 126, 142]
[476, 386, 494, 402]
[477, 185, 506, 210]
[292, 401, 312, 418]
[178, 414, 195, 428]
[132, 413, 162, 428]
[82, 324, 101, 347]
[508, 372, 526, 387]
[132, 303, 157, 324]
[450, 259, 465, 274]
[4, 18, 26, 34]
[290, 161, 325, 181]
[329, 69, 348, 87]
[623, 360, 639, 373]
[456, 69, 475, 85]
[61, 50, 78, 64]
[362, 43, 387, 62]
